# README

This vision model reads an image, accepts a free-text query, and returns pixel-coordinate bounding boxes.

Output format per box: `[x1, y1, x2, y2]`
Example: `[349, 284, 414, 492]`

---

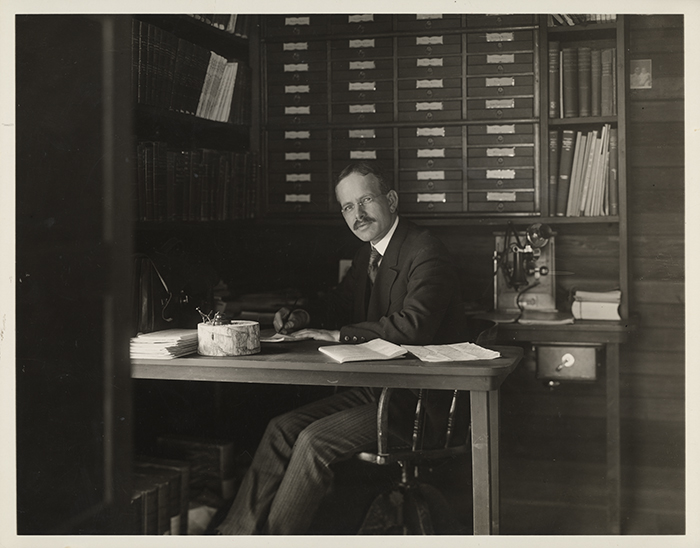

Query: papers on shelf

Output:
[402, 342, 501, 363]
[130, 329, 198, 359]
[319, 339, 407, 363]
[517, 309, 575, 325]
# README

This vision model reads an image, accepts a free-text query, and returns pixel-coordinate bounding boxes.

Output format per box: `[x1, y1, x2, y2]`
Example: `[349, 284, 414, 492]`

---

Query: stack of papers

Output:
[130, 329, 198, 360]
[402, 342, 501, 363]
[319, 339, 407, 364]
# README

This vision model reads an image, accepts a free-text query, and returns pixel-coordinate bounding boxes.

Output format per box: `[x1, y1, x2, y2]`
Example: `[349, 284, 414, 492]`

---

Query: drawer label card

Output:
[349, 82, 376, 91]
[285, 106, 310, 114]
[416, 102, 443, 111]
[349, 14, 374, 23]
[487, 191, 516, 202]
[417, 58, 443, 67]
[485, 77, 515, 87]
[285, 17, 310, 26]
[350, 61, 375, 70]
[285, 85, 310, 93]
[416, 14, 443, 20]
[487, 124, 516, 134]
[284, 63, 309, 72]
[417, 193, 446, 203]
[416, 79, 443, 88]
[487, 147, 516, 157]
[417, 171, 445, 180]
[486, 169, 516, 179]
[349, 104, 376, 113]
[417, 127, 445, 137]
[486, 32, 514, 42]
[285, 131, 311, 139]
[416, 36, 444, 45]
[417, 148, 445, 158]
[285, 194, 311, 202]
[283, 42, 308, 50]
[486, 99, 515, 109]
[487, 54, 515, 64]
[286, 173, 311, 182]
[350, 150, 377, 159]
[285, 152, 310, 161]
[349, 39, 375, 48]
[349, 129, 376, 138]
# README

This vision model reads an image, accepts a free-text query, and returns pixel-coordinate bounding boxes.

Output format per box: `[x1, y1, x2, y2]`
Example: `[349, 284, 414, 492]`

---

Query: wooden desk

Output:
[132, 341, 523, 535]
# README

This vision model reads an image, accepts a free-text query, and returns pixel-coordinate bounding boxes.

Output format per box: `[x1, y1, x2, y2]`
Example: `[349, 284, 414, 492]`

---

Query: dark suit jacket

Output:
[322, 218, 469, 447]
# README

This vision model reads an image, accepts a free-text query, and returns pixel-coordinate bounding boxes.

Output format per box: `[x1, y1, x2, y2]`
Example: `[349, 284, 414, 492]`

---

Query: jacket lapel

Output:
[367, 219, 408, 321]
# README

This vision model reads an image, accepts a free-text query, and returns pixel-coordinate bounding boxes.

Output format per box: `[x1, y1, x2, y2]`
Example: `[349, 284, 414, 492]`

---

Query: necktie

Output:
[368, 246, 381, 285]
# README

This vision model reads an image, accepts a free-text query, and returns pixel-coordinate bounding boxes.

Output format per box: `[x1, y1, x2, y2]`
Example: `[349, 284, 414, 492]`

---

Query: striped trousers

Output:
[216, 386, 380, 535]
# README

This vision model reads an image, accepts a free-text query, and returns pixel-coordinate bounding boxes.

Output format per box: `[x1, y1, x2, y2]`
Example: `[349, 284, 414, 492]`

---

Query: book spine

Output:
[562, 48, 578, 118]
[548, 41, 560, 118]
[590, 48, 602, 117]
[601, 48, 613, 116]
[555, 129, 576, 216]
[577, 47, 591, 117]
[566, 132, 585, 216]
[578, 130, 599, 216]
[548, 130, 559, 216]
[608, 127, 619, 215]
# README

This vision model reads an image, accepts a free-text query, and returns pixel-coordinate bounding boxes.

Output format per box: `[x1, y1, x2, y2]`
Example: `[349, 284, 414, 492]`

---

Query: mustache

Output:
[353, 217, 375, 230]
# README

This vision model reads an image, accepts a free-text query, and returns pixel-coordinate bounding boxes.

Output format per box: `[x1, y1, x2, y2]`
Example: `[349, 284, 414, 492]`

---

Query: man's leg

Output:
[216, 387, 377, 534]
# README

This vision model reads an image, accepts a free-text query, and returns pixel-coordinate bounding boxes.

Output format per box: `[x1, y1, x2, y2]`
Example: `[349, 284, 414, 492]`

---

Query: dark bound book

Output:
[608, 127, 619, 215]
[562, 48, 578, 118]
[601, 48, 614, 116]
[590, 49, 602, 117]
[577, 47, 591, 117]
[548, 130, 560, 216]
[548, 41, 560, 118]
[555, 129, 576, 215]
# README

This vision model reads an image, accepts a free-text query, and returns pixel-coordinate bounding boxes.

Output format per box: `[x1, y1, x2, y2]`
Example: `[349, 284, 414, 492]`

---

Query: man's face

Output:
[335, 172, 398, 244]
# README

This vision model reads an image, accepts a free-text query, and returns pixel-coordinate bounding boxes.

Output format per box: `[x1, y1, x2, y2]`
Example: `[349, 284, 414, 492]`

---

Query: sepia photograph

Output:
[1, 1, 696, 547]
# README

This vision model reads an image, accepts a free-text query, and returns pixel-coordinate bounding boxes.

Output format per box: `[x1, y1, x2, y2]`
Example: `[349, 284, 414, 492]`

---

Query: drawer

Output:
[398, 56, 463, 79]
[331, 148, 394, 162]
[267, 90, 328, 107]
[331, 79, 394, 103]
[399, 168, 462, 182]
[467, 52, 535, 74]
[397, 79, 463, 101]
[267, 171, 329, 185]
[396, 14, 462, 32]
[266, 104, 328, 125]
[466, 30, 534, 53]
[399, 193, 464, 213]
[267, 129, 328, 150]
[266, 198, 332, 215]
[329, 14, 393, 34]
[264, 15, 330, 38]
[467, 145, 534, 167]
[266, 69, 328, 85]
[396, 33, 463, 57]
[332, 127, 394, 149]
[267, 159, 329, 173]
[267, 59, 327, 75]
[397, 101, 463, 123]
[466, 97, 534, 121]
[536, 345, 599, 381]
[398, 125, 462, 148]
[331, 102, 394, 124]
[468, 177, 534, 190]
[467, 122, 536, 145]
[268, 149, 329, 164]
[467, 166, 534, 182]
[330, 37, 393, 59]
[465, 14, 537, 28]
[467, 75, 535, 97]
[467, 190, 535, 213]
[331, 58, 393, 76]
[267, 180, 329, 194]
[266, 39, 326, 56]
[400, 157, 463, 170]
[399, 179, 463, 192]
[399, 146, 463, 160]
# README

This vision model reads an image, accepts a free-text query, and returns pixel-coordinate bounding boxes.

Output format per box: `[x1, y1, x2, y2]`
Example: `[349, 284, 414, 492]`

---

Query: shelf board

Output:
[547, 22, 617, 38]
[549, 116, 617, 127]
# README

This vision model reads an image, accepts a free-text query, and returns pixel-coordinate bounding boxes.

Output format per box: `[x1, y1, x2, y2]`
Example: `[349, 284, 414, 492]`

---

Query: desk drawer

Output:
[536, 345, 599, 381]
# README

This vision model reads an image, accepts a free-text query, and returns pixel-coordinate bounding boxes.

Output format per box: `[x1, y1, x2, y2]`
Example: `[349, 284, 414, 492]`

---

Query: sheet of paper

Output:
[260, 332, 313, 343]
[402, 342, 501, 363]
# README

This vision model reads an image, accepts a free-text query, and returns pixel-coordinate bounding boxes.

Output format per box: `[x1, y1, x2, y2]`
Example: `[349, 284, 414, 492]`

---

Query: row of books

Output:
[549, 43, 617, 118]
[132, 19, 251, 125]
[189, 14, 253, 38]
[571, 288, 621, 320]
[135, 142, 257, 222]
[548, 14, 617, 27]
[549, 125, 618, 217]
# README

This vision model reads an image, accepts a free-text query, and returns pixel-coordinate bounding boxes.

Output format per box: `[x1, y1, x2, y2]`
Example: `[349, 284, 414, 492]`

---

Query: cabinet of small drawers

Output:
[261, 14, 541, 216]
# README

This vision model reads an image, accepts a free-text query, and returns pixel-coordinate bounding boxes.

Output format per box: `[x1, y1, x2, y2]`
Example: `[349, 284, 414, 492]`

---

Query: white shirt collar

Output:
[372, 216, 399, 258]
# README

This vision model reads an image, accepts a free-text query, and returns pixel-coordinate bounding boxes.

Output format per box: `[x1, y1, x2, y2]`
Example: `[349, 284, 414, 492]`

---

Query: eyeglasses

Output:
[340, 194, 383, 215]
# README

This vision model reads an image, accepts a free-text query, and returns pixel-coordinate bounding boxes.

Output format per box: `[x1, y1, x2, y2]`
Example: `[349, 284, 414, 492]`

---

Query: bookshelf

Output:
[131, 15, 258, 224]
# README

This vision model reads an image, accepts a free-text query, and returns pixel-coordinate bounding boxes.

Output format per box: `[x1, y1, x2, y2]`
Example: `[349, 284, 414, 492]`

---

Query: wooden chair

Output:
[355, 319, 497, 534]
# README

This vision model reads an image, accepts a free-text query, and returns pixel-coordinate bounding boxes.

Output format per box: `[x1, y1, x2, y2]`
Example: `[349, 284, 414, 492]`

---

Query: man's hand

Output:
[273, 307, 311, 334]
[292, 328, 340, 342]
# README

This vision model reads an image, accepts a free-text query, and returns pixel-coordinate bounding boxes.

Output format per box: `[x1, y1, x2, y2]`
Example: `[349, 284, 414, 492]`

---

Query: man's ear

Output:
[387, 189, 399, 213]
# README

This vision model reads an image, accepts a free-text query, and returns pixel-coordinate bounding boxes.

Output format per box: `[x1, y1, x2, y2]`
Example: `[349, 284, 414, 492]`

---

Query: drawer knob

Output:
[359, 71, 366, 79]
[498, 87, 504, 94]
[427, 203, 435, 211]
[358, 24, 365, 34]
[427, 137, 434, 146]
[496, 202, 504, 212]
[427, 181, 435, 189]
[497, 65, 504, 73]
[497, 135, 504, 143]
[497, 179, 503, 187]
[426, 112, 433, 120]
[426, 20, 432, 28]
[293, 52, 300, 61]
[426, 89, 433, 97]
[427, 67, 434, 75]
[497, 42, 503, 50]
[496, 109, 503, 117]
[555, 353, 576, 371]
[426, 45, 433, 54]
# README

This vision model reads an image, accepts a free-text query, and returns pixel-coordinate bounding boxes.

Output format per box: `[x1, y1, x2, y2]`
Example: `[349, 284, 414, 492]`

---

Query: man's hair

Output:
[335, 162, 393, 194]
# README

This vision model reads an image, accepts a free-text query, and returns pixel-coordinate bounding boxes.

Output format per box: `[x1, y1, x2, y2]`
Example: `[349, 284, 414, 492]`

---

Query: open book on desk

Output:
[319, 339, 407, 363]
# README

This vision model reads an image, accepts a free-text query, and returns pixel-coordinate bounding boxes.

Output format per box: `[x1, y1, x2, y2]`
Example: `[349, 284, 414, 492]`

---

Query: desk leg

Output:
[606, 342, 621, 534]
[470, 389, 500, 535]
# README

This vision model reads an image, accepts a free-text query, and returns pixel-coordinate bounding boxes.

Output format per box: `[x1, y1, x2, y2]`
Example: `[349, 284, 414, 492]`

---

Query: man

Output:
[215, 161, 467, 535]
